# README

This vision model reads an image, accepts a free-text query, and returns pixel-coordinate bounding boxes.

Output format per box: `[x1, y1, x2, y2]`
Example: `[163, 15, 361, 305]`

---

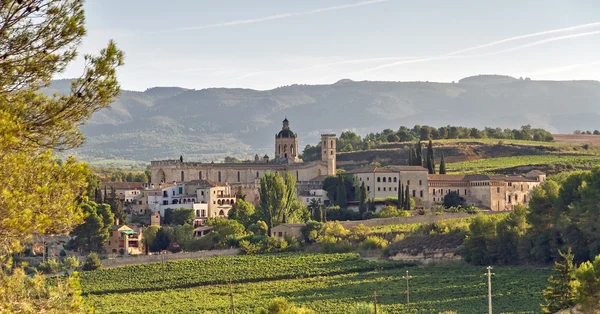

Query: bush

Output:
[443, 191, 467, 208]
[321, 221, 348, 238]
[64, 256, 79, 269]
[353, 302, 387, 314]
[301, 220, 323, 243]
[257, 297, 315, 314]
[248, 220, 268, 236]
[82, 252, 101, 271]
[360, 236, 389, 250]
[375, 206, 399, 218]
[348, 224, 369, 242]
[318, 236, 353, 253]
[38, 259, 60, 274]
[239, 240, 261, 255]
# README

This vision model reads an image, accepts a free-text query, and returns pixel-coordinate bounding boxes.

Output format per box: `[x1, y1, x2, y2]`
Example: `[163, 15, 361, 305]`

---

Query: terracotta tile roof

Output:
[490, 175, 539, 182]
[346, 166, 427, 174]
[273, 223, 306, 228]
[186, 179, 227, 188]
[428, 174, 467, 181]
[101, 182, 145, 190]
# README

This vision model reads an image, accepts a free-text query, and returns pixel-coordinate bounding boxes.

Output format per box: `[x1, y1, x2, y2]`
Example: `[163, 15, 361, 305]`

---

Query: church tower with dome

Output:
[275, 117, 301, 163]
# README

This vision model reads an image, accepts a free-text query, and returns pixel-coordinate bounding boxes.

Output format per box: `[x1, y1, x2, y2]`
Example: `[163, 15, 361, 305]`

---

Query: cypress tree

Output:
[408, 149, 413, 166]
[439, 153, 447, 174]
[336, 175, 347, 208]
[399, 182, 404, 209]
[541, 248, 578, 313]
[404, 184, 411, 210]
[368, 198, 376, 212]
[427, 139, 436, 174]
[359, 182, 367, 214]
[416, 141, 423, 167]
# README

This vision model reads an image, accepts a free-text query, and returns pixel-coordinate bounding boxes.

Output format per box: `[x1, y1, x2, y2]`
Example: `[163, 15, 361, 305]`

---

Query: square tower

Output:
[321, 134, 337, 175]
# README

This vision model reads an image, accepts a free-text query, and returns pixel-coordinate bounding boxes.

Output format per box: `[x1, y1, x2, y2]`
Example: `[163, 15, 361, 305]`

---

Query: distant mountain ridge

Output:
[47, 75, 600, 162]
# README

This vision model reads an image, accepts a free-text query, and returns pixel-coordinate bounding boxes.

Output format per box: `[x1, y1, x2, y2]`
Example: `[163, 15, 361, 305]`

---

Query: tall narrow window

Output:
[420, 190, 423, 197]
[383, 177, 386, 182]
[331, 140, 333, 147]
[237, 171, 240, 182]
[218, 171, 221, 182]
[296, 171, 299, 179]
[199, 171, 202, 180]
[181, 171, 184, 182]
[412, 190, 416, 197]
[256, 171, 259, 178]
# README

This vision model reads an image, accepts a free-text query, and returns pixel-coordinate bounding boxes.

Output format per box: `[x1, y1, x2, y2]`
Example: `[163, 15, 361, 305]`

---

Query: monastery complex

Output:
[132, 118, 546, 221]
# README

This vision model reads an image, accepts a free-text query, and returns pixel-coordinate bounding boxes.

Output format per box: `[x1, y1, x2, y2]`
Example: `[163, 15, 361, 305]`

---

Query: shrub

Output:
[318, 236, 353, 253]
[353, 302, 388, 314]
[258, 297, 315, 314]
[321, 221, 347, 238]
[64, 256, 79, 269]
[348, 224, 369, 242]
[82, 252, 101, 271]
[443, 191, 467, 208]
[360, 236, 389, 250]
[239, 240, 261, 255]
[248, 220, 268, 236]
[38, 259, 60, 274]
[59, 249, 67, 257]
[283, 234, 302, 252]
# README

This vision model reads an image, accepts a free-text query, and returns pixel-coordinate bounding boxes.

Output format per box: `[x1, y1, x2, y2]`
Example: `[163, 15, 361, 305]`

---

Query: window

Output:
[367, 186, 370, 191]
[181, 171, 184, 182]
[521, 185, 523, 192]
[218, 171, 222, 182]
[407, 180, 410, 185]
[457, 190, 459, 195]
[163, 200, 168, 205]
[367, 177, 369, 181]
[330, 150, 333, 155]
[199, 171, 202, 180]
[508, 182, 512, 187]
[296, 171, 299, 179]
[383, 177, 386, 182]
[331, 140, 333, 147]
[172, 190, 175, 196]
[377, 177, 381, 182]
[108, 241, 111, 245]
[419, 180, 422, 186]
[237, 171, 241, 182]
[412, 190, 416, 197]
[378, 187, 381, 191]
[465, 189, 467, 195]
[420, 190, 423, 197]
[201, 191, 204, 196]
[524, 195, 527, 202]
[179, 187, 183, 194]
[497, 187, 500, 193]
[394, 187, 397, 191]
[508, 195, 512, 203]
[201, 210, 206, 217]
[256, 171, 259, 178]
[393, 177, 397, 182]
[433, 189, 436, 195]
[383, 187, 386, 191]
[388, 177, 392, 182]
[360, 177, 362, 181]
[278, 232, 283, 237]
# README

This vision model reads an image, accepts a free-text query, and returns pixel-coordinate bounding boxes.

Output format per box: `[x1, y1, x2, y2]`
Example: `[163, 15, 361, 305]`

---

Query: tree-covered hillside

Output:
[49, 75, 600, 162]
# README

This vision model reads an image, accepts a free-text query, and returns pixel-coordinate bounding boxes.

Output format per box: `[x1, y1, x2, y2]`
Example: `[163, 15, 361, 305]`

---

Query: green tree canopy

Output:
[228, 199, 256, 227]
[541, 248, 579, 313]
[257, 172, 300, 235]
[71, 201, 113, 253]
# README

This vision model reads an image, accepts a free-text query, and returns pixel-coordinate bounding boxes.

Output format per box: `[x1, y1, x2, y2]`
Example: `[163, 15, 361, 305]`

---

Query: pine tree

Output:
[439, 153, 447, 174]
[359, 182, 367, 214]
[541, 248, 579, 313]
[404, 185, 411, 210]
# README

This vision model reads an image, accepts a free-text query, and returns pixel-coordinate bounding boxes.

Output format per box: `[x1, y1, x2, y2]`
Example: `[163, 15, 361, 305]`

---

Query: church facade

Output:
[151, 118, 336, 204]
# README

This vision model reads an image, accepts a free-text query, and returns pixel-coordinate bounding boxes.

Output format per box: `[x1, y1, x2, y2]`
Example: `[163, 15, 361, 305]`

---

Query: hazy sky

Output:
[61, 0, 600, 91]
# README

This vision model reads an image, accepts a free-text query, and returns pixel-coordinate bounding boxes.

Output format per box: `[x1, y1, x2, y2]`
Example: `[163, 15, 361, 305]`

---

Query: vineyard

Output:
[80, 253, 412, 295]
[447, 154, 600, 174]
[83, 254, 551, 313]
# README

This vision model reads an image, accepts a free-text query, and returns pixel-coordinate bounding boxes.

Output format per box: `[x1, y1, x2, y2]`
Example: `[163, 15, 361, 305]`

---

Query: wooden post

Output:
[373, 291, 378, 314]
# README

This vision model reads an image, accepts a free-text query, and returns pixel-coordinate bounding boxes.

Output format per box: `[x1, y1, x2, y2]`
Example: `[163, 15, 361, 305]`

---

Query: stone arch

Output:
[157, 169, 166, 183]
[219, 210, 225, 216]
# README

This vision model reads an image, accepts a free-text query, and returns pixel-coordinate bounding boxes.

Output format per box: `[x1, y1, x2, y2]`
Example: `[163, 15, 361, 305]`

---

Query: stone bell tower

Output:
[321, 134, 337, 175]
[275, 117, 300, 162]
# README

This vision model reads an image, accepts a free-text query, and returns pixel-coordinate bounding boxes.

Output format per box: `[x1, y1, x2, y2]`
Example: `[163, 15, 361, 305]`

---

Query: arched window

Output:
[377, 177, 381, 182]
[231, 199, 235, 205]
[383, 177, 386, 182]
[219, 210, 224, 216]
[218, 200, 222, 205]
[284, 144, 287, 153]
[199, 171, 202, 180]
[388, 177, 391, 182]
[291, 144, 294, 155]
[331, 140, 333, 147]
[218, 171, 221, 182]
[393, 177, 397, 182]
[256, 171, 259, 178]
[181, 171, 184, 182]
[278, 144, 281, 154]
[237, 171, 240, 182]
[330, 150, 333, 155]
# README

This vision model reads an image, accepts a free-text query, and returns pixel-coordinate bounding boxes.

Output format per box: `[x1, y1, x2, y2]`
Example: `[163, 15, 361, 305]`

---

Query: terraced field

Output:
[447, 154, 600, 174]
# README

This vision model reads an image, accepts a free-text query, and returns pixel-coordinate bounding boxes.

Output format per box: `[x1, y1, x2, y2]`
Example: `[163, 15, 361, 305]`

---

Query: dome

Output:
[277, 129, 295, 137]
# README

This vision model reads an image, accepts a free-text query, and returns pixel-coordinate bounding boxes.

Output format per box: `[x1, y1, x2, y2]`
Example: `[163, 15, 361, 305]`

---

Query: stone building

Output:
[428, 170, 546, 210]
[346, 166, 432, 207]
[151, 118, 336, 206]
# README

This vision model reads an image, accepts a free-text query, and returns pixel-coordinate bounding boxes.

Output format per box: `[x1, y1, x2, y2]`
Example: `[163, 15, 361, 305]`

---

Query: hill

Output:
[49, 75, 600, 162]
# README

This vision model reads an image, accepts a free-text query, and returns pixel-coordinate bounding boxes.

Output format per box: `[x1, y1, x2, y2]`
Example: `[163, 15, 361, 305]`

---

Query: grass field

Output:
[83, 253, 551, 314]
[433, 138, 570, 147]
[447, 154, 600, 174]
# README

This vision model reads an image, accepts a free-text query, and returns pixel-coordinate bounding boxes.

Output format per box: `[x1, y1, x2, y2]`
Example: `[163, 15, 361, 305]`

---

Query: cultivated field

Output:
[447, 154, 600, 174]
[83, 253, 550, 314]
[553, 134, 600, 146]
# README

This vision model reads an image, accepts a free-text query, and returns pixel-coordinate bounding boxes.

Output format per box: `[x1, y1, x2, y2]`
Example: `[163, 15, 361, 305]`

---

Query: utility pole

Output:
[229, 278, 235, 314]
[485, 266, 494, 314]
[402, 270, 413, 308]
[161, 252, 165, 283]
[373, 291, 377, 314]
